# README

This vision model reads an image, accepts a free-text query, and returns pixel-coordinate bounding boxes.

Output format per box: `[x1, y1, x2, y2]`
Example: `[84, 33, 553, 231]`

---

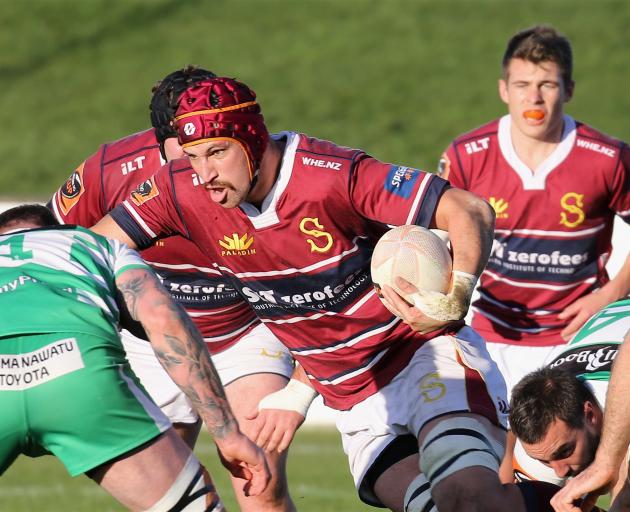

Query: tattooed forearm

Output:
[118, 273, 152, 321]
[118, 268, 239, 440]
[157, 331, 237, 439]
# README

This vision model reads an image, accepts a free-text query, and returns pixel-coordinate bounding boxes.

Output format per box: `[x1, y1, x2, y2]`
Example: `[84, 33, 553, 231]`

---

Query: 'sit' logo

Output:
[299, 218, 333, 253]
[559, 192, 585, 228]
[219, 233, 255, 256]
[488, 197, 509, 218]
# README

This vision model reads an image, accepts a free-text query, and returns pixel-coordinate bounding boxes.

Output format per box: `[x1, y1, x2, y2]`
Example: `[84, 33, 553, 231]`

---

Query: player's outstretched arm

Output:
[115, 266, 270, 496]
[246, 364, 317, 452]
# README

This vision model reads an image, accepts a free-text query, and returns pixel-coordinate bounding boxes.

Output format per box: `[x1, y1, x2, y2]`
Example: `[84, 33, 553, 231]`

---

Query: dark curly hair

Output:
[149, 65, 217, 159]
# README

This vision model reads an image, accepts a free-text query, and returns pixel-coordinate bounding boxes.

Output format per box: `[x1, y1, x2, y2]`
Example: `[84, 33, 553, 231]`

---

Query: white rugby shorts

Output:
[121, 323, 293, 424]
[337, 326, 508, 505]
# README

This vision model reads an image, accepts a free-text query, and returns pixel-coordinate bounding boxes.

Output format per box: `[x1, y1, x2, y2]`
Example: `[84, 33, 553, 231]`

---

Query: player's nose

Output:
[528, 85, 544, 103]
[195, 157, 218, 182]
[549, 460, 571, 478]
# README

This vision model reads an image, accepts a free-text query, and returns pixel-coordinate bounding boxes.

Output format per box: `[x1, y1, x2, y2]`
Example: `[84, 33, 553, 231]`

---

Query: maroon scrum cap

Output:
[174, 77, 269, 178]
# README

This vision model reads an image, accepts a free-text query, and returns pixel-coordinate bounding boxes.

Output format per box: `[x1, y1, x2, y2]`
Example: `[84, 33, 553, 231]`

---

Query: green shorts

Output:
[0, 332, 171, 476]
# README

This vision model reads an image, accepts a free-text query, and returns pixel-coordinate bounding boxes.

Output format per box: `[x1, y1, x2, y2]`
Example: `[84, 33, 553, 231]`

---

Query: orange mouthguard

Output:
[524, 110, 545, 120]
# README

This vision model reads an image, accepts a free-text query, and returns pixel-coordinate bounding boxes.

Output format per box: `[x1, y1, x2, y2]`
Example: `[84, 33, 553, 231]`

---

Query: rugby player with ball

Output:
[92, 75, 570, 511]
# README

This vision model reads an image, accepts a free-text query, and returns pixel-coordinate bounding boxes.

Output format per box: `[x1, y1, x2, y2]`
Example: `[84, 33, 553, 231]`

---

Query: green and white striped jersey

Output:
[0, 225, 149, 339]
[548, 298, 630, 382]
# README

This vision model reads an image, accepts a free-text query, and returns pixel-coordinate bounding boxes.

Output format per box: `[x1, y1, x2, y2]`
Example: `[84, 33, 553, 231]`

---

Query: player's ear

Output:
[583, 400, 602, 427]
[498, 78, 509, 104]
[563, 79, 575, 102]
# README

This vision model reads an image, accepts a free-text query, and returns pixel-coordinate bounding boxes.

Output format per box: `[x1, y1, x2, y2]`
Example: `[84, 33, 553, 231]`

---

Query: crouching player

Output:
[508, 298, 630, 510]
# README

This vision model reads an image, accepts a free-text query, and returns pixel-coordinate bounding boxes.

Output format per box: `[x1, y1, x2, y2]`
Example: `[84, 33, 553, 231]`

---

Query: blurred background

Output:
[1, 0, 629, 199]
[1, 0, 628, 510]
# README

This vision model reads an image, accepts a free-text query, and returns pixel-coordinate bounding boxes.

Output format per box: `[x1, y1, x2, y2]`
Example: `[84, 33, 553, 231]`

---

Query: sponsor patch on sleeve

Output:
[58, 163, 86, 215]
[131, 177, 160, 206]
[384, 165, 420, 199]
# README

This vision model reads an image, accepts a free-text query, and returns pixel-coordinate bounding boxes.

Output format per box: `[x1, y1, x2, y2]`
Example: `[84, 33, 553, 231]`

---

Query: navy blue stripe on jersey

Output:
[169, 161, 199, 240]
[225, 247, 373, 319]
[414, 177, 450, 227]
[487, 235, 601, 283]
[110, 204, 155, 249]
[155, 268, 242, 310]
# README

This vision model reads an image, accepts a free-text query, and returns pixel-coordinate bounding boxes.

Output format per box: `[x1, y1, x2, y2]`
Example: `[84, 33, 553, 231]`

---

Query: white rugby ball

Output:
[371, 225, 452, 303]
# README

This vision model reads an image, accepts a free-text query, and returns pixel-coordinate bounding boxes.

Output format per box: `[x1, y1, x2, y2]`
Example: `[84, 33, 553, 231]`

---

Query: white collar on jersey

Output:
[498, 114, 576, 190]
[240, 131, 299, 229]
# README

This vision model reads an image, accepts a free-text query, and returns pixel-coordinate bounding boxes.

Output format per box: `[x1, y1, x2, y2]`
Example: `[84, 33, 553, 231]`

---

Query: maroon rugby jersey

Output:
[441, 115, 630, 346]
[48, 128, 258, 352]
[110, 132, 460, 410]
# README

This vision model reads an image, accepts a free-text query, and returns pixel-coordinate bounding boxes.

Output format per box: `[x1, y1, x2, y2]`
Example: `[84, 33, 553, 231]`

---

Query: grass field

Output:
[1, 426, 613, 511]
[1, 427, 376, 512]
[0, 1, 627, 510]
[1, 0, 629, 198]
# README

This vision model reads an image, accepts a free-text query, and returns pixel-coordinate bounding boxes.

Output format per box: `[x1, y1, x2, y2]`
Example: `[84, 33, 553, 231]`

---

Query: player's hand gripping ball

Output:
[371, 225, 453, 306]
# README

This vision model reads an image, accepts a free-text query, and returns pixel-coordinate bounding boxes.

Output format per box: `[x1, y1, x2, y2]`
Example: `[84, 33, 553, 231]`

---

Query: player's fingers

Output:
[254, 422, 276, 450]
[265, 428, 284, 452]
[277, 428, 295, 453]
[558, 302, 579, 320]
[394, 276, 418, 293]
[560, 314, 586, 340]
[550, 488, 583, 512]
[380, 286, 407, 317]
[244, 462, 269, 497]
[247, 414, 264, 439]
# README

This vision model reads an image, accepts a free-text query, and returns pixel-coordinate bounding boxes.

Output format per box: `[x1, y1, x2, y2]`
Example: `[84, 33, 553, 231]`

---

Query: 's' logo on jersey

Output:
[299, 217, 333, 253]
[488, 197, 509, 218]
[418, 371, 446, 403]
[559, 192, 585, 228]
[219, 233, 256, 256]
[58, 163, 86, 215]
[385, 166, 419, 199]
[130, 177, 160, 206]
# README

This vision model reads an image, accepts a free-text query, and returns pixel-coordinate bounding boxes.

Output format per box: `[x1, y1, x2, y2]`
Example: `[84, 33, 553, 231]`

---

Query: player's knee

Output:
[144, 454, 225, 512]
[404, 473, 437, 512]
[419, 416, 503, 488]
